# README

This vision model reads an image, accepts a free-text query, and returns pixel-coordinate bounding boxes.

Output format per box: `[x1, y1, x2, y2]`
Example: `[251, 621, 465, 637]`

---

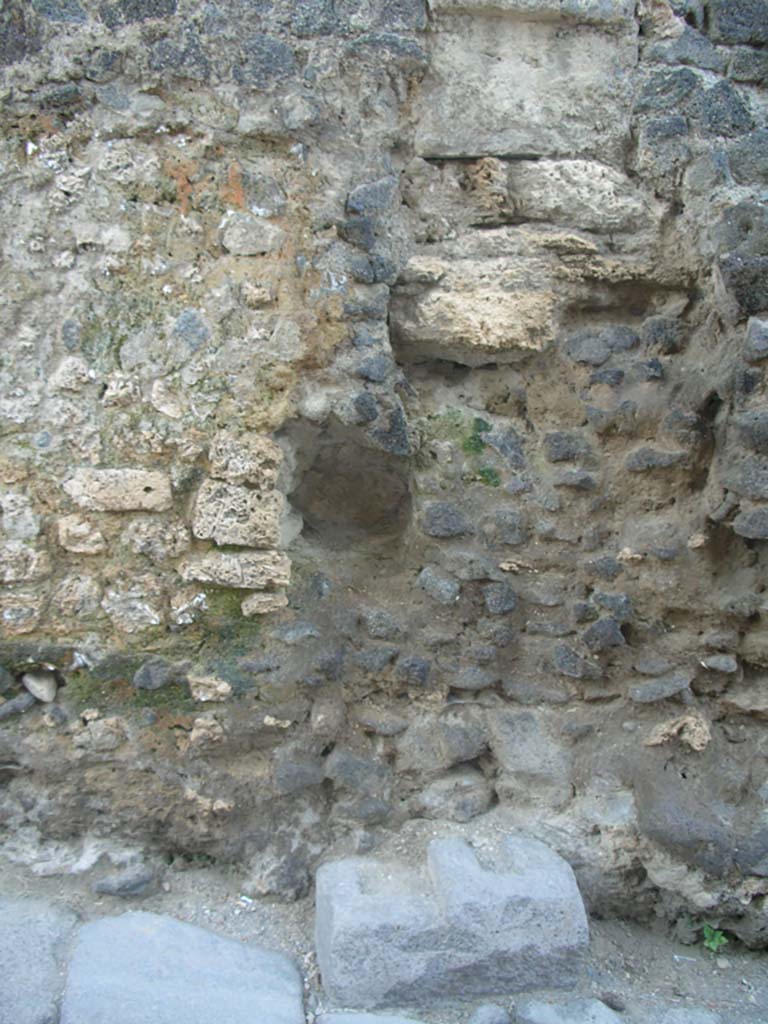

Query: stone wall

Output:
[1, 0, 767, 946]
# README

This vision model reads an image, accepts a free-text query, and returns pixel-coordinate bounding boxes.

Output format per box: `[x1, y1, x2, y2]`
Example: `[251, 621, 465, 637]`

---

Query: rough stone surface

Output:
[315, 835, 589, 1008]
[63, 469, 172, 512]
[178, 551, 291, 589]
[0, 898, 78, 1024]
[2, 0, 768, 958]
[60, 912, 304, 1024]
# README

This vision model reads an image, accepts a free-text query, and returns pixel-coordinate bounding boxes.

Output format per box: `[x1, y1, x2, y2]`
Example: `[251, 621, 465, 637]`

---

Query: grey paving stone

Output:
[315, 835, 588, 1009]
[514, 998, 622, 1024]
[0, 898, 78, 1024]
[60, 911, 304, 1024]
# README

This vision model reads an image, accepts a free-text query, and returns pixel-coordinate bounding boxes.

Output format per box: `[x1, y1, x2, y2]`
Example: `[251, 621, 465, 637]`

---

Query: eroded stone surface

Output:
[63, 470, 172, 512]
[315, 835, 589, 1007]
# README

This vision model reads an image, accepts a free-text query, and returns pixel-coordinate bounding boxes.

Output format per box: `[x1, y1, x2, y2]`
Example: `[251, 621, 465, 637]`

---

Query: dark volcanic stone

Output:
[544, 432, 591, 464]
[133, 657, 189, 691]
[347, 176, 399, 214]
[719, 255, 768, 319]
[690, 80, 754, 138]
[234, 33, 296, 89]
[32, 0, 87, 23]
[420, 502, 473, 538]
[0, 2, 41, 65]
[733, 411, 768, 453]
[729, 129, 768, 185]
[396, 655, 431, 687]
[625, 447, 685, 472]
[582, 617, 625, 653]
[641, 316, 687, 354]
[730, 48, 768, 87]
[99, 0, 176, 29]
[635, 68, 699, 114]
[708, 0, 768, 45]
[554, 644, 601, 680]
[482, 582, 517, 615]
[732, 506, 768, 539]
[369, 401, 410, 455]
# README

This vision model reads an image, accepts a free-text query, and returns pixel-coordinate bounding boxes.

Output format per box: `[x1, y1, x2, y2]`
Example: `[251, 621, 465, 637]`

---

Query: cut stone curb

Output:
[60, 911, 304, 1024]
[316, 834, 589, 1009]
[0, 898, 78, 1024]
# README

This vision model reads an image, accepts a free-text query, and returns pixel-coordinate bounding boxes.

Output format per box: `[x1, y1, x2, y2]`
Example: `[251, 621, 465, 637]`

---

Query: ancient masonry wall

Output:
[1, 0, 768, 944]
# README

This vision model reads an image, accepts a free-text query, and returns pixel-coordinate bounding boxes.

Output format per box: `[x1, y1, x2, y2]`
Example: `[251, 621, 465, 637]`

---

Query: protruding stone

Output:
[241, 591, 289, 616]
[192, 480, 283, 548]
[179, 551, 291, 589]
[188, 673, 232, 703]
[63, 469, 172, 512]
[208, 432, 283, 487]
[56, 514, 107, 554]
[315, 835, 589, 1008]
[21, 669, 58, 703]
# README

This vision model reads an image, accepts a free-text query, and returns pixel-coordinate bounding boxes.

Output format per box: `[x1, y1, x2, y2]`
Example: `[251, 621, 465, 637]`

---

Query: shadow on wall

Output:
[279, 418, 413, 551]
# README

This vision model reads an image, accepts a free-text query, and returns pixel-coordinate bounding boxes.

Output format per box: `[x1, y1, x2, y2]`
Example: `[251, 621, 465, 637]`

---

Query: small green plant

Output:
[461, 417, 493, 454]
[477, 466, 501, 487]
[701, 923, 728, 954]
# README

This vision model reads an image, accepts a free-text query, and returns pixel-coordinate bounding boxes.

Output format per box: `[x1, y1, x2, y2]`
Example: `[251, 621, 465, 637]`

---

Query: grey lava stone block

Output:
[60, 911, 304, 1024]
[0, 899, 78, 1024]
[315, 835, 589, 1009]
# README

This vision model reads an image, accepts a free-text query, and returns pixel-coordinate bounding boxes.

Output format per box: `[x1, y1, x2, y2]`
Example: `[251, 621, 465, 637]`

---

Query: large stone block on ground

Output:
[0, 898, 78, 1024]
[60, 911, 304, 1024]
[414, 16, 635, 162]
[315, 835, 589, 1009]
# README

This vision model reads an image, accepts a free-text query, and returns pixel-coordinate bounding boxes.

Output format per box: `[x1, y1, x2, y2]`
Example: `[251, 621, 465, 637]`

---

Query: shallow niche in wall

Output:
[279, 417, 413, 552]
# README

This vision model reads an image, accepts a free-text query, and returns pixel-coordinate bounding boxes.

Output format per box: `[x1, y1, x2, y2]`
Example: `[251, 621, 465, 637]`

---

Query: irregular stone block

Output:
[192, 479, 282, 548]
[744, 316, 768, 362]
[63, 469, 172, 512]
[420, 501, 474, 538]
[56, 514, 107, 554]
[60, 911, 305, 1024]
[709, 0, 768, 46]
[392, 270, 556, 364]
[628, 672, 693, 703]
[241, 591, 289, 616]
[412, 768, 493, 822]
[732, 506, 768, 539]
[396, 708, 487, 773]
[315, 835, 589, 1008]
[625, 448, 686, 472]
[414, 17, 635, 162]
[715, 254, 768, 323]
[0, 540, 51, 584]
[220, 211, 286, 255]
[179, 551, 291, 589]
[209, 431, 283, 486]
[508, 160, 648, 232]
[0, 898, 77, 1024]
